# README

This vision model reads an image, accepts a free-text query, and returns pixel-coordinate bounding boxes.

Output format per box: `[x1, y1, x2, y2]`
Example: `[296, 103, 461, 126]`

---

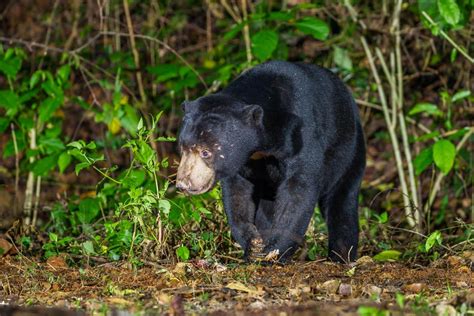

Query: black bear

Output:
[176, 61, 365, 263]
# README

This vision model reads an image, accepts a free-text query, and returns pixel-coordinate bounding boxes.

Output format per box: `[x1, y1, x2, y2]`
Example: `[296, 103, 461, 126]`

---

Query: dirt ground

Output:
[0, 254, 472, 315]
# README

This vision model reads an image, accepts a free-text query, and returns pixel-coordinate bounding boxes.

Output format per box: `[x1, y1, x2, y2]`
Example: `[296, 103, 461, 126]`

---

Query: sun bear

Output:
[176, 61, 366, 263]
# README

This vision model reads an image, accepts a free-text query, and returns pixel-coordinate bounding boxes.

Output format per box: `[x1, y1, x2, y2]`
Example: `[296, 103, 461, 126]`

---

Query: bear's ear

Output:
[243, 104, 264, 126]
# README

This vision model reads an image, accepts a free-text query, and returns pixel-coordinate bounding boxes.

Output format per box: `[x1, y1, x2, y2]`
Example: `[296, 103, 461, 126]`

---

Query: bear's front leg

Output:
[263, 175, 318, 262]
[221, 175, 264, 260]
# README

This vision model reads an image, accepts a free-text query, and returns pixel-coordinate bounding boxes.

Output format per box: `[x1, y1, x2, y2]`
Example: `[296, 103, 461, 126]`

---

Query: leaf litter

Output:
[0, 253, 472, 315]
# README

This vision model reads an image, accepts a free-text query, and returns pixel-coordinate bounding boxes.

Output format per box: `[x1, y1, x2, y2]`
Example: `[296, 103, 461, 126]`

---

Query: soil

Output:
[0, 254, 472, 315]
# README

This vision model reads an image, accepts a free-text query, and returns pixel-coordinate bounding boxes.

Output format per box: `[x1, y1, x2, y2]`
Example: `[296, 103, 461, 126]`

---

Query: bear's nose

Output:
[176, 180, 189, 192]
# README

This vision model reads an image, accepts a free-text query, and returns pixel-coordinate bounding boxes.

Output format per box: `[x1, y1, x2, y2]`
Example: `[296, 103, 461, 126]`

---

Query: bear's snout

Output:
[176, 150, 216, 195]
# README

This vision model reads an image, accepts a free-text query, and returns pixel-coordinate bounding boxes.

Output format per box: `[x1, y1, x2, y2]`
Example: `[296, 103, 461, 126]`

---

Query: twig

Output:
[123, 0, 147, 106]
[10, 124, 19, 214]
[32, 176, 42, 227]
[421, 11, 473, 64]
[360, 37, 416, 228]
[241, 0, 252, 65]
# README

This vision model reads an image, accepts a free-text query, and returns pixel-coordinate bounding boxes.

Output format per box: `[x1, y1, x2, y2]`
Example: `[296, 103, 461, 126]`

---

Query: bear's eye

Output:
[200, 149, 212, 159]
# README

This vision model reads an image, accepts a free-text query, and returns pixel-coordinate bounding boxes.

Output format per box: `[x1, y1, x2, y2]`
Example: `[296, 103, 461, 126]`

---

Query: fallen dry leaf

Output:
[403, 283, 428, 293]
[319, 280, 340, 294]
[226, 281, 265, 295]
[46, 255, 68, 269]
[0, 238, 12, 256]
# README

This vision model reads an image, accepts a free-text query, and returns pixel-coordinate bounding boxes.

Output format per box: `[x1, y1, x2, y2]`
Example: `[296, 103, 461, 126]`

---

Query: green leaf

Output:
[58, 152, 72, 173]
[333, 46, 353, 71]
[57, 64, 71, 83]
[32, 155, 58, 177]
[40, 138, 65, 153]
[0, 117, 9, 133]
[373, 250, 401, 262]
[437, 0, 461, 25]
[451, 89, 471, 102]
[82, 241, 96, 255]
[433, 139, 456, 174]
[408, 102, 443, 116]
[75, 162, 91, 175]
[414, 147, 434, 175]
[77, 198, 100, 224]
[251, 30, 279, 61]
[38, 97, 62, 123]
[158, 200, 171, 214]
[425, 231, 442, 252]
[176, 245, 190, 261]
[146, 64, 180, 82]
[0, 56, 21, 77]
[295, 17, 330, 40]
[0, 90, 20, 112]
[30, 70, 44, 88]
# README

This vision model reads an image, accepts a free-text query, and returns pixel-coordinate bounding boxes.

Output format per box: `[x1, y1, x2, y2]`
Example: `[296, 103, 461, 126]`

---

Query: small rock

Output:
[338, 283, 352, 297]
[356, 256, 374, 265]
[46, 255, 68, 269]
[456, 281, 468, 288]
[249, 301, 266, 309]
[363, 285, 383, 297]
[0, 238, 12, 256]
[435, 304, 456, 316]
[446, 256, 463, 267]
[403, 283, 427, 293]
[320, 280, 340, 294]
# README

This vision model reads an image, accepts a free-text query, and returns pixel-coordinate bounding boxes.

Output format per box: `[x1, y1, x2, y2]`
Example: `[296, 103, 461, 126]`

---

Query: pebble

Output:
[356, 256, 374, 266]
[338, 283, 352, 297]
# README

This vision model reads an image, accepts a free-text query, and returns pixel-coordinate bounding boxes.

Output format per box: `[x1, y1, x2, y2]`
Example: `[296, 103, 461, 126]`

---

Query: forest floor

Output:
[0, 254, 472, 315]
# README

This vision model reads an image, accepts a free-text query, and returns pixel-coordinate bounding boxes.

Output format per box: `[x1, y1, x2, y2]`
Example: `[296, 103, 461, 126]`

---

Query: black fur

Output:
[179, 61, 366, 263]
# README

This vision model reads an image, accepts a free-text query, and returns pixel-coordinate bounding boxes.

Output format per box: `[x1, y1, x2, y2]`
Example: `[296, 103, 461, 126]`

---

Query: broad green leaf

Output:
[408, 102, 443, 116]
[414, 147, 433, 175]
[146, 64, 180, 82]
[373, 249, 401, 262]
[451, 89, 470, 102]
[158, 200, 171, 214]
[40, 138, 65, 153]
[57, 64, 71, 83]
[425, 230, 442, 252]
[0, 90, 20, 112]
[267, 11, 294, 21]
[67, 140, 85, 149]
[0, 117, 9, 133]
[82, 241, 96, 255]
[433, 139, 456, 174]
[251, 30, 279, 61]
[0, 56, 21, 77]
[32, 155, 58, 177]
[75, 161, 91, 175]
[121, 169, 146, 188]
[437, 0, 461, 25]
[30, 70, 44, 88]
[176, 245, 190, 261]
[58, 152, 72, 173]
[38, 97, 62, 123]
[295, 17, 330, 40]
[77, 198, 100, 224]
[333, 46, 353, 71]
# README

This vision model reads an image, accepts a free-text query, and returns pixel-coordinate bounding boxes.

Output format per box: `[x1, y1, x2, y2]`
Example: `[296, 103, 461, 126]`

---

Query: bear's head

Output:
[176, 94, 263, 195]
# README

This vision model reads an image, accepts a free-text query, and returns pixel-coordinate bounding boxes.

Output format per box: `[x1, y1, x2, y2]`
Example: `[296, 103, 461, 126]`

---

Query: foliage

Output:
[0, 0, 471, 267]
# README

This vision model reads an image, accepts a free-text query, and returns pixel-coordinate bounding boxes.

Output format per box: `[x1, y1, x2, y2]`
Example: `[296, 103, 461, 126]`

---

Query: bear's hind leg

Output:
[320, 179, 360, 263]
